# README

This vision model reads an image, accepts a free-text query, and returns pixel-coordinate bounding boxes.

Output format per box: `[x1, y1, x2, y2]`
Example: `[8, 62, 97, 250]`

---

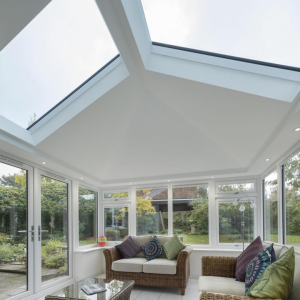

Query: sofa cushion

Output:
[143, 258, 177, 275]
[280, 245, 300, 300]
[141, 236, 165, 261]
[116, 236, 141, 258]
[156, 235, 184, 258]
[199, 276, 245, 296]
[245, 244, 275, 294]
[262, 241, 284, 259]
[236, 236, 263, 282]
[247, 247, 295, 300]
[112, 258, 147, 273]
[163, 234, 185, 260]
[125, 235, 153, 258]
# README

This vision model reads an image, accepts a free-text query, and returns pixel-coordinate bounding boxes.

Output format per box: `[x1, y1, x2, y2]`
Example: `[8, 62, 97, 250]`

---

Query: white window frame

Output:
[102, 203, 131, 245]
[135, 185, 169, 237]
[171, 183, 211, 248]
[102, 188, 130, 201]
[216, 197, 258, 249]
[215, 179, 257, 195]
[77, 184, 99, 250]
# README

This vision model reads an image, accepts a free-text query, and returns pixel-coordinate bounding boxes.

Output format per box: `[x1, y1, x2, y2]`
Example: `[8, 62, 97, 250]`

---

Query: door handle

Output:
[18, 225, 34, 242]
[38, 226, 49, 241]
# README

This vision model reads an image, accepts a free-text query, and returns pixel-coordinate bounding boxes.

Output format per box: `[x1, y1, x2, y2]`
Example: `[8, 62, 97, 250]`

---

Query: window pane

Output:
[284, 152, 300, 246]
[0, 162, 28, 297]
[79, 187, 98, 246]
[1, 0, 118, 128]
[218, 183, 254, 193]
[41, 176, 68, 283]
[173, 185, 209, 244]
[104, 207, 128, 241]
[142, 0, 300, 68]
[104, 191, 129, 199]
[136, 188, 168, 236]
[219, 202, 254, 244]
[264, 171, 278, 242]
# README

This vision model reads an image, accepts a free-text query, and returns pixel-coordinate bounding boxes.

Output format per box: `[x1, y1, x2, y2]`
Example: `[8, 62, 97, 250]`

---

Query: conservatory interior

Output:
[0, 1, 300, 300]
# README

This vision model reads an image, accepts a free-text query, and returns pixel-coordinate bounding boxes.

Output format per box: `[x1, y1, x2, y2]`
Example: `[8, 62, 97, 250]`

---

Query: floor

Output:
[36, 278, 199, 300]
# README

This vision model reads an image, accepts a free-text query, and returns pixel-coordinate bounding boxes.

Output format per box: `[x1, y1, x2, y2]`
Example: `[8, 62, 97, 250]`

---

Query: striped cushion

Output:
[235, 236, 263, 282]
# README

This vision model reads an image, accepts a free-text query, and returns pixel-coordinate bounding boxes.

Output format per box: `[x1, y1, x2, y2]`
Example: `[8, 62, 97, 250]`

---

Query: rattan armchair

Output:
[200, 256, 281, 300]
[104, 245, 192, 295]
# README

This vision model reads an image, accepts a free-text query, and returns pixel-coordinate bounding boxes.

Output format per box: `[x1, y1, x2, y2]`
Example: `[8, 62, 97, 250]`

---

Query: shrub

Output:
[44, 253, 67, 269]
[173, 229, 183, 234]
[44, 240, 62, 255]
[105, 229, 120, 241]
[59, 264, 68, 275]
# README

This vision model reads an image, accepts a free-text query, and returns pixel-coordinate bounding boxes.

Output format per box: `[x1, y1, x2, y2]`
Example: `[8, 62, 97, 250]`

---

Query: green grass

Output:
[180, 233, 300, 246]
[79, 239, 96, 247]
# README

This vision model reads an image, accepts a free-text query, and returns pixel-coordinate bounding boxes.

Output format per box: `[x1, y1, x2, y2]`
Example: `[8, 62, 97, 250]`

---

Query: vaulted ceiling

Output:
[1, 0, 300, 185]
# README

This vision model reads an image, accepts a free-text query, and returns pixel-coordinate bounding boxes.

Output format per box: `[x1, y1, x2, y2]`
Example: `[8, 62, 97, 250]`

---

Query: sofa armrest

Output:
[202, 256, 237, 278]
[103, 247, 122, 270]
[176, 245, 193, 277]
[200, 291, 282, 300]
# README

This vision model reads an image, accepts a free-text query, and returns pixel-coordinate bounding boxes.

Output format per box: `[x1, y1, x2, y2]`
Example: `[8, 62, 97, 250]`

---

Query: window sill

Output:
[74, 246, 114, 253]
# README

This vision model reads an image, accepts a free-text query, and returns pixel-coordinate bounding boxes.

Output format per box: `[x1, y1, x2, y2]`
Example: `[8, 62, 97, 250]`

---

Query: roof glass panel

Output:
[0, 0, 118, 128]
[142, 0, 300, 68]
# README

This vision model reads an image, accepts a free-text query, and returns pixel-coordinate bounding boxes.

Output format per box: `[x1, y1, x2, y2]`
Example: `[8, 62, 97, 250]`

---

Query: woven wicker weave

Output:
[200, 291, 281, 300]
[103, 245, 193, 295]
[200, 257, 282, 300]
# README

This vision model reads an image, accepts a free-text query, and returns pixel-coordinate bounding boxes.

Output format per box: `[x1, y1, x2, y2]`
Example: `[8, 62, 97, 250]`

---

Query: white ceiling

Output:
[1, 0, 300, 185]
[0, 0, 51, 51]
[35, 70, 297, 183]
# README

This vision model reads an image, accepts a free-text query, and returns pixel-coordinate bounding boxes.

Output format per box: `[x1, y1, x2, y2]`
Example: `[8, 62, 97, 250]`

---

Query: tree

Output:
[0, 174, 22, 188]
[28, 113, 37, 126]
[136, 190, 156, 235]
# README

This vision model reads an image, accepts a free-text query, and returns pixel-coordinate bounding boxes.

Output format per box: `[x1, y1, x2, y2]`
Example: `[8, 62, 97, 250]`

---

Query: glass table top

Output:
[47, 278, 133, 300]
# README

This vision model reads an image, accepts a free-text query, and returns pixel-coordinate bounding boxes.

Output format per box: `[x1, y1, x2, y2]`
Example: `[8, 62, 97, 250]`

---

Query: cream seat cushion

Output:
[199, 276, 245, 296]
[112, 258, 147, 273]
[143, 258, 177, 275]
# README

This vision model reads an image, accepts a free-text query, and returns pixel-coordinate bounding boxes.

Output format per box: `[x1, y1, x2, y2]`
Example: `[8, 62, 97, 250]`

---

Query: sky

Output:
[0, 161, 23, 177]
[0, 0, 118, 128]
[142, 0, 300, 67]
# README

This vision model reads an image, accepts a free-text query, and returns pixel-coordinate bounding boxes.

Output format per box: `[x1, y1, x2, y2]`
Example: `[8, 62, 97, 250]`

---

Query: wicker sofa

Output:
[103, 235, 193, 295]
[199, 241, 300, 300]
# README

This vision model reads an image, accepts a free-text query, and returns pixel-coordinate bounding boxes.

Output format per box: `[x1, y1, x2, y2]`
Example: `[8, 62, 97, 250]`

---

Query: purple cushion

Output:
[235, 236, 263, 282]
[116, 236, 141, 258]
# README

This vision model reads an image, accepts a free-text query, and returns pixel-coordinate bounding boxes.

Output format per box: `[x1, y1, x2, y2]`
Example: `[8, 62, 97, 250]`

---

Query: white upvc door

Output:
[0, 158, 34, 300]
[33, 168, 73, 294]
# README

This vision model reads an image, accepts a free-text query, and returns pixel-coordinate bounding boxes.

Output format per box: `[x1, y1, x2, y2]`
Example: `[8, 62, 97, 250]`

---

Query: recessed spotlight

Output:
[265, 158, 270, 161]
[211, 176, 214, 178]
[42, 161, 46, 165]
[129, 183, 132, 185]
[294, 127, 300, 132]
[80, 177, 83, 180]
[168, 180, 170, 182]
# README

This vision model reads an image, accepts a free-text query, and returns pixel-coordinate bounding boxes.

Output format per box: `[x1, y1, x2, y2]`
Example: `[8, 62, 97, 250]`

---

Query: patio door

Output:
[34, 169, 72, 293]
[0, 158, 34, 300]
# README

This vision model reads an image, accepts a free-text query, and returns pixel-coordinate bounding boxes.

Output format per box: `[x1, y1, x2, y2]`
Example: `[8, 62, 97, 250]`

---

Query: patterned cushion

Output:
[141, 236, 164, 261]
[235, 236, 263, 282]
[245, 244, 276, 294]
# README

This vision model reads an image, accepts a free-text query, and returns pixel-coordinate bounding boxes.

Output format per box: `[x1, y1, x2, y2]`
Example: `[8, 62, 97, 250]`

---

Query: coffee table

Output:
[45, 278, 135, 300]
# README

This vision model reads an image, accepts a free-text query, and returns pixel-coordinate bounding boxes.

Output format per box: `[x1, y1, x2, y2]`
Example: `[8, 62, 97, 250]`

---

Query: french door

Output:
[33, 169, 72, 293]
[0, 158, 34, 300]
[0, 159, 72, 300]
